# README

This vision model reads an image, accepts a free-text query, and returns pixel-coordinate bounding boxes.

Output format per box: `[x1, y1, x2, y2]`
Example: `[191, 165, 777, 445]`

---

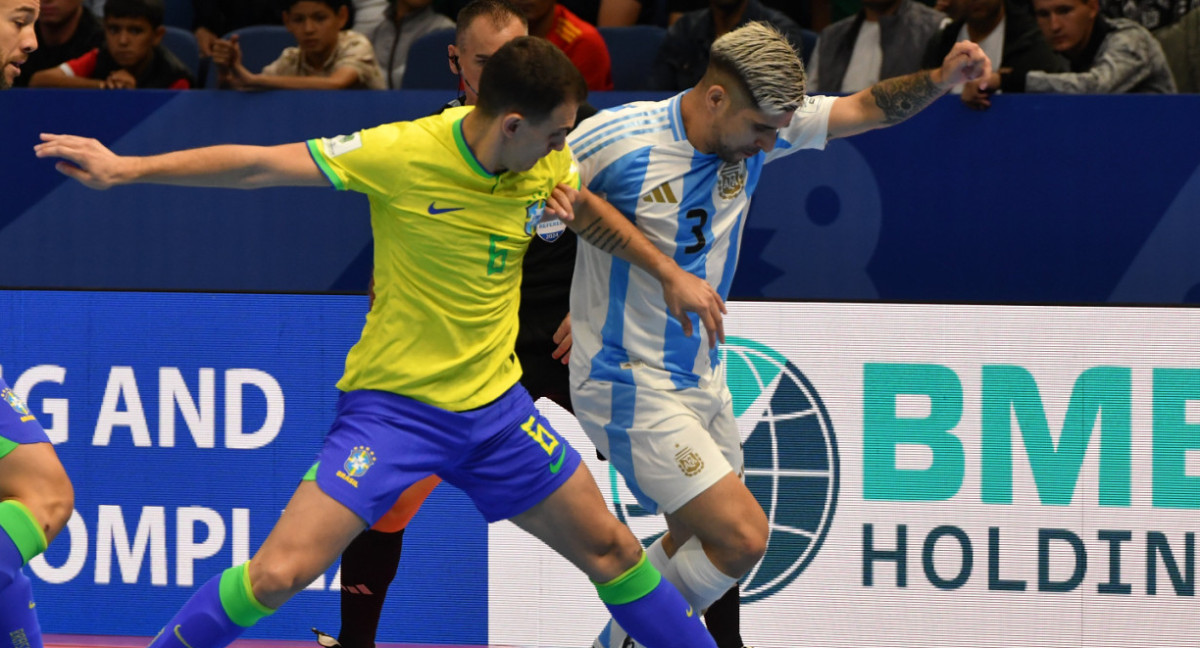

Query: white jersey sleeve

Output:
[765, 94, 838, 164]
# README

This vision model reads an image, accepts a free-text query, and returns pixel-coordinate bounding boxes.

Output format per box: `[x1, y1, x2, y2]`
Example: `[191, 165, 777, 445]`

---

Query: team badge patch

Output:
[717, 161, 747, 200]
[524, 199, 547, 235]
[536, 217, 567, 242]
[2, 388, 35, 423]
[337, 446, 376, 487]
[675, 446, 704, 477]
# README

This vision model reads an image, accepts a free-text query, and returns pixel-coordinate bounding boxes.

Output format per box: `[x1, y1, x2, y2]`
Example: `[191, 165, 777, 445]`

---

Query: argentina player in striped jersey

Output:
[567, 21, 992, 648]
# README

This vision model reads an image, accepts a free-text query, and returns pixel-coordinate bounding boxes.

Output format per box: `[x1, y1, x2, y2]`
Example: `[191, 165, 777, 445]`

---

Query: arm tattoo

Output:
[577, 219, 631, 254]
[870, 70, 943, 125]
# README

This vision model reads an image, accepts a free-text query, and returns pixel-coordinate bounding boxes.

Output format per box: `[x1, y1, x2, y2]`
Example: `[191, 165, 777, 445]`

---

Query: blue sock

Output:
[595, 554, 717, 648]
[148, 564, 274, 648]
[0, 569, 43, 648]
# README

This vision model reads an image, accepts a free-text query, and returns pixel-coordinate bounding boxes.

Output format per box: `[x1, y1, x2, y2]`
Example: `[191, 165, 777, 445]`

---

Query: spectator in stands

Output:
[1100, 0, 1198, 30]
[212, 0, 385, 89]
[192, 0, 279, 57]
[13, 0, 103, 86]
[649, 0, 809, 90]
[809, 0, 945, 92]
[512, 0, 614, 89]
[1153, 5, 1199, 91]
[668, 0, 806, 25]
[370, 0, 454, 88]
[923, 0, 1066, 101]
[354, 0, 391, 36]
[29, 0, 194, 88]
[595, 0, 669, 26]
[963, 0, 1175, 98]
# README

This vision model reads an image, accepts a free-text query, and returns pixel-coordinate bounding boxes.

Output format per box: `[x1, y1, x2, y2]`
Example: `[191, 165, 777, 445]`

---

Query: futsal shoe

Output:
[592, 619, 639, 648]
[311, 628, 342, 648]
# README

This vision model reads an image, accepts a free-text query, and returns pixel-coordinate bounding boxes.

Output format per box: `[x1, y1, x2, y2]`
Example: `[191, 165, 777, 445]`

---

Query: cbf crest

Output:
[524, 199, 546, 235]
[337, 445, 377, 487]
[2, 388, 35, 423]
[716, 160, 747, 200]
[524, 198, 567, 242]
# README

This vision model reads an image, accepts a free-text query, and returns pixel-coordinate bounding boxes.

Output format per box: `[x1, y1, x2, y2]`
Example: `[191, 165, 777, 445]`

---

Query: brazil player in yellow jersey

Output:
[2, 2, 78, 647]
[36, 37, 725, 648]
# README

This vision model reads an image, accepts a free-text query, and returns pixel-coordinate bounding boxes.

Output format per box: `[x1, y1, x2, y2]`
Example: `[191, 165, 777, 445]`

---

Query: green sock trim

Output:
[0, 500, 48, 564]
[301, 462, 319, 482]
[594, 553, 662, 606]
[218, 563, 275, 628]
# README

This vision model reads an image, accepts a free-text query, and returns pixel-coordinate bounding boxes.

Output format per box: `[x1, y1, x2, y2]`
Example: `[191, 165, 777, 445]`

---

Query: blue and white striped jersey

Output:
[569, 91, 837, 390]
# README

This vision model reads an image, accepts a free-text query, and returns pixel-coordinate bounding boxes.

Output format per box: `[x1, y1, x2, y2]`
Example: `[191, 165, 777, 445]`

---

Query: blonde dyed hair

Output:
[707, 21, 806, 113]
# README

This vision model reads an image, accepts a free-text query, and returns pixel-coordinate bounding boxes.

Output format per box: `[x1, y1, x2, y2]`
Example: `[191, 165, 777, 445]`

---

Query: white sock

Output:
[671, 535, 738, 610]
[644, 535, 680, 585]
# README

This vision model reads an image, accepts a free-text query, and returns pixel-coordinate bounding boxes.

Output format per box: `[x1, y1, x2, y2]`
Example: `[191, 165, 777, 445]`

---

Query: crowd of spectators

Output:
[8, 0, 1197, 93]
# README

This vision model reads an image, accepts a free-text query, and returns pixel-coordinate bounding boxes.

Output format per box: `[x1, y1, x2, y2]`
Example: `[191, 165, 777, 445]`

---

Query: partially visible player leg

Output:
[703, 585, 744, 648]
[574, 378, 766, 648]
[508, 465, 717, 648]
[148, 480, 367, 648]
[442, 387, 716, 648]
[0, 383, 74, 648]
[333, 474, 441, 648]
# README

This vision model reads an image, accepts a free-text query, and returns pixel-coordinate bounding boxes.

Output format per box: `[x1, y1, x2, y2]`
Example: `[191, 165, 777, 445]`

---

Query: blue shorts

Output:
[0, 378, 50, 459]
[309, 382, 582, 524]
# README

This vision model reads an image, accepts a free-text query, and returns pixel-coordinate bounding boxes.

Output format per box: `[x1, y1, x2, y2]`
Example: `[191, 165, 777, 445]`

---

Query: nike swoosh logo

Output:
[686, 605, 694, 617]
[174, 625, 196, 648]
[549, 445, 567, 474]
[428, 202, 465, 215]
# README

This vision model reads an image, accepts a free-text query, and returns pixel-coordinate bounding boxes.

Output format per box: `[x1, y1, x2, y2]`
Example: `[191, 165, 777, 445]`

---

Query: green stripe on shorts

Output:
[0, 435, 17, 460]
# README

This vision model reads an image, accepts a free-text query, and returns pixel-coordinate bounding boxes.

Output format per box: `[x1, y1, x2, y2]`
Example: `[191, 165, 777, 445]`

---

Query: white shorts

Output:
[572, 363, 742, 515]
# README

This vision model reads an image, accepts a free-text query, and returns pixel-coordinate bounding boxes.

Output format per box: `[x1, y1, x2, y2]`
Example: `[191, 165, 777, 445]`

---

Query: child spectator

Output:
[29, 0, 193, 88]
[213, 0, 385, 89]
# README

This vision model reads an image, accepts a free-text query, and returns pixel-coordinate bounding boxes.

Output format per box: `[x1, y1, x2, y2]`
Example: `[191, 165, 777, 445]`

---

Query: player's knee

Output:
[30, 467, 75, 544]
[586, 520, 644, 582]
[712, 515, 768, 576]
[247, 556, 312, 604]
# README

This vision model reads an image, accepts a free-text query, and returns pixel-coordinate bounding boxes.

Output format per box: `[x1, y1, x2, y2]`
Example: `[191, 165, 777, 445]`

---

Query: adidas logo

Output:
[641, 182, 678, 204]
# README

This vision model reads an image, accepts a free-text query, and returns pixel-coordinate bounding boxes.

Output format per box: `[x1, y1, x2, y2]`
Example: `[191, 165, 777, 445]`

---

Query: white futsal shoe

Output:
[591, 618, 639, 648]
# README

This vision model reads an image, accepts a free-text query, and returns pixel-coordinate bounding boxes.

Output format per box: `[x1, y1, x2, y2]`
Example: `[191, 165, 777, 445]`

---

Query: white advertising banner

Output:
[489, 301, 1200, 647]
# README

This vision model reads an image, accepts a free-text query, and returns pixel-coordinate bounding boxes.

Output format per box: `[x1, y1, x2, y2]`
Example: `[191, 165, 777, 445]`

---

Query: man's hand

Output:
[939, 41, 993, 90]
[33, 134, 131, 190]
[104, 69, 137, 89]
[551, 313, 572, 364]
[195, 26, 219, 57]
[962, 71, 1002, 110]
[212, 36, 255, 89]
[547, 183, 579, 222]
[661, 266, 726, 348]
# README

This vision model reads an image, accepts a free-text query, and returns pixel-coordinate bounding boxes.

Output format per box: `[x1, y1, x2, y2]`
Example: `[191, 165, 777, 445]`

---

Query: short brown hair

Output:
[475, 36, 587, 123]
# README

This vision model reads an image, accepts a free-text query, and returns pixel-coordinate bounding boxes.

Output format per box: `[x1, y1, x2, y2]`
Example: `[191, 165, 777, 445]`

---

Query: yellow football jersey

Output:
[308, 106, 581, 411]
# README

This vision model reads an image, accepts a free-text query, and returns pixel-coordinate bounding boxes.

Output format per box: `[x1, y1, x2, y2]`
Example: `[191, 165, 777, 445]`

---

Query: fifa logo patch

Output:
[717, 161, 747, 200]
[337, 446, 376, 487]
[675, 446, 704, 477]
[2, 389, 36, 423]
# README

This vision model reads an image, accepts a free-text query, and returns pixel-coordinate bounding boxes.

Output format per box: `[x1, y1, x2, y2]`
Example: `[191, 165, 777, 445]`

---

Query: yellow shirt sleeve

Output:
[307, 122, 412, 197]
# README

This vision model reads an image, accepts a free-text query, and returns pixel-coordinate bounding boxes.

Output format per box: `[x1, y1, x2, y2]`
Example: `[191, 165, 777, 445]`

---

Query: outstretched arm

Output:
[33, 135, 328, 190]
[555, 184, 726, 347]
[827, 40, 992, 140]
